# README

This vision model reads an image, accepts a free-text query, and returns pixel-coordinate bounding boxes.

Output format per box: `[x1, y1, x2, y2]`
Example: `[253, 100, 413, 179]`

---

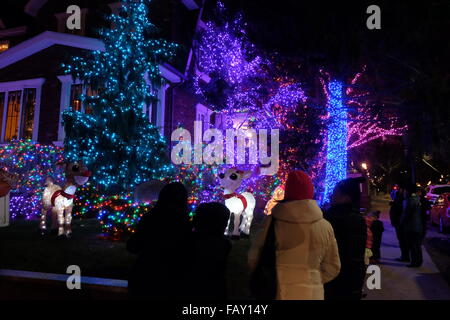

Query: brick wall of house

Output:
[0, 45, 93, 144]
[170, 82, 198, 136]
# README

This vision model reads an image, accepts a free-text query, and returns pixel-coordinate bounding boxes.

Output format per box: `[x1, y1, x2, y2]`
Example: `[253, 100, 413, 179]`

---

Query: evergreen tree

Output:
[63, 0, 177, 195]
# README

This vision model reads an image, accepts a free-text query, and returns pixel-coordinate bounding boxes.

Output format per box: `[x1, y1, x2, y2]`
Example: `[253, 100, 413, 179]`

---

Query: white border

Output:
[0, 77, 45, 142]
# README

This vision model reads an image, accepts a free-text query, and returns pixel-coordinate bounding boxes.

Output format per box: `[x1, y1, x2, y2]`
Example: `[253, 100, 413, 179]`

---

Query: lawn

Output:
[0, 216, 257, 299]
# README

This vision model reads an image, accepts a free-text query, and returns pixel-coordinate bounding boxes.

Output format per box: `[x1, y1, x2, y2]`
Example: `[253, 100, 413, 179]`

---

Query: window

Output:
[20, 88, 36, 139]
[0, 41, 9, 53]
[70, 84, 97, 113]
[0, 78, 43, 142]
[433, 186, 450, 195]
[195, 103, 212, 132]
[85, 85, 98, 114]
[0, 93, 4, 134]
[70, 84, 82, 111]
[4, 91, 22, 141]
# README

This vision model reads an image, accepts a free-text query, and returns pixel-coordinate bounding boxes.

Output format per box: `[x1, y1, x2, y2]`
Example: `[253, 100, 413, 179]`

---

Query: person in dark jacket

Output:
[324, 177, 367, 301]
[189, 202, 231, 300]
[418, 188, 431, 239]
[390, 185, 410, 261]
[400, 184, 424, 268]
[127, 182, 193, 299]
[369, 211, 384, 264]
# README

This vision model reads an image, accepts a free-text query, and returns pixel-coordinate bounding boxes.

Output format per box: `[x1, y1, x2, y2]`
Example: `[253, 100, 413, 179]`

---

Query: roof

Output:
[0, 30, 181, 82]
[0, 0, 34, 29]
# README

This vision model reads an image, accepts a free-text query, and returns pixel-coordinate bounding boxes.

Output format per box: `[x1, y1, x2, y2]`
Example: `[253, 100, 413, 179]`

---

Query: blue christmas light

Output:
[322, 80, 347, 204]
[62, 0, 177, 196]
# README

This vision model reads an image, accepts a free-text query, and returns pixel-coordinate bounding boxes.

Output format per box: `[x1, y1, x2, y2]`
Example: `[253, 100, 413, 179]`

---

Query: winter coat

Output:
[389, 191, 404, 227]
[248, 199, 341, 300]
[324, 203, 367, 300]
[400, 194, 423, 234]
[365, 216, 374, 249]
[127, 209, 193, 300]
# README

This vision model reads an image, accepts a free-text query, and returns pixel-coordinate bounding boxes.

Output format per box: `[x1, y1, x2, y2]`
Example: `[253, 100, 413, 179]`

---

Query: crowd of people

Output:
[125, 170, 424, 300]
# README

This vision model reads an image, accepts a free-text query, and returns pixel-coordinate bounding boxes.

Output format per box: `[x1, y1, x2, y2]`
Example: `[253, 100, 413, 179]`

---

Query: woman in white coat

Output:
[249, 170, 341, 300]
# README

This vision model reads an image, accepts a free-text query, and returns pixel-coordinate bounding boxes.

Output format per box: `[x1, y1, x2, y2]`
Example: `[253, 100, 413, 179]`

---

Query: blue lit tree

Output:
[63, 0, 177, 196]
[322, 80, 347, 204]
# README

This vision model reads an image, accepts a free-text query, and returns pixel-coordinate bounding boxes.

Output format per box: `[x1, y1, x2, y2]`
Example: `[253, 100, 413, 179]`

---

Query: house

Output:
[0, 0, 219, 147]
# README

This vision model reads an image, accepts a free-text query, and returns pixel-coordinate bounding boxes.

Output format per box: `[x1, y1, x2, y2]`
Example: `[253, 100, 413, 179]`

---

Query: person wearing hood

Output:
[248, 170, 341, 300]
[323, 177, 368, 300]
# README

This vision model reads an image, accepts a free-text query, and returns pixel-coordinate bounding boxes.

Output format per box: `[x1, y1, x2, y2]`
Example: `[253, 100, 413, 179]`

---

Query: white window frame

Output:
[194, 103, 213, 144]
[56, 75, 96, 143]
[144, 70, 171, 135]
[0, 78, 44, 142]
[57, 74, 173, 142]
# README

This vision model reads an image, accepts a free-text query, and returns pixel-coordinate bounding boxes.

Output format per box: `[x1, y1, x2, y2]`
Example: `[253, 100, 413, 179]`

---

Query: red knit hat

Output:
[283, 170, 314, 201]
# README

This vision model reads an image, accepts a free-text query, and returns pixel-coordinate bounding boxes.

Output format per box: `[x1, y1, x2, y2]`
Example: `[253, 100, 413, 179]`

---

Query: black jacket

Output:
[127, 209, 193, 300]
[324, 203, 367, 300]
[189, 233, 231, 300]
[389, 191, 404, 227]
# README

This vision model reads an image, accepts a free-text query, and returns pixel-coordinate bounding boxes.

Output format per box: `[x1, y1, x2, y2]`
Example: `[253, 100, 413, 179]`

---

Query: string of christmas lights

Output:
[0, 140, 64, 219]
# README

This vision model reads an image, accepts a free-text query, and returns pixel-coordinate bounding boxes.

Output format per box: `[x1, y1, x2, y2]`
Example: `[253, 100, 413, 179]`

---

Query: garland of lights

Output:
[0, 140, 64, 219]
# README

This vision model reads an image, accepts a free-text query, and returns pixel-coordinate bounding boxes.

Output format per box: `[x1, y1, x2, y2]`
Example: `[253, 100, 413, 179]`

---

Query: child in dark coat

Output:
[190, 202, 231, 300]
[370, 211, 384, 264]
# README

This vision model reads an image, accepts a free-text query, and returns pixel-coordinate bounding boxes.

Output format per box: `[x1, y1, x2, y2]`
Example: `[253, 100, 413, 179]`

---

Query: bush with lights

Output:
[0, 140, 64, 219]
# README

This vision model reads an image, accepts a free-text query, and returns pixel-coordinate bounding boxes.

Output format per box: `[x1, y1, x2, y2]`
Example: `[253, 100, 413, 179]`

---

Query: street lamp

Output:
[361, 162, 368, 170]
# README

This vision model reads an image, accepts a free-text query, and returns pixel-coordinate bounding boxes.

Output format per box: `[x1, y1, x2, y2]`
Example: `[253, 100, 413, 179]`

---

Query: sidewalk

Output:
[366, 196, 450, 300]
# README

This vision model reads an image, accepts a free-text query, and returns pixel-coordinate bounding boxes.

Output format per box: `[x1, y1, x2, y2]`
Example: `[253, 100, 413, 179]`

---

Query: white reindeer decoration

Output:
[219, 168, 256, 238]
[40, 161, 91, 237]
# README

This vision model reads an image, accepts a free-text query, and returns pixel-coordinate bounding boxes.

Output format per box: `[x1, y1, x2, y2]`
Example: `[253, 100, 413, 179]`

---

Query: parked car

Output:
[430, 193, 450, 233]
[426, 185, 450, 204]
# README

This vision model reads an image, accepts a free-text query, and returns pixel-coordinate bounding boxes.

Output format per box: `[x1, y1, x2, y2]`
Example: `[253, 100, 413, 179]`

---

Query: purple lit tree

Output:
[190, 2, 311, 204]
[345, 67, 407, 150]
[192, 1, 306, 131]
